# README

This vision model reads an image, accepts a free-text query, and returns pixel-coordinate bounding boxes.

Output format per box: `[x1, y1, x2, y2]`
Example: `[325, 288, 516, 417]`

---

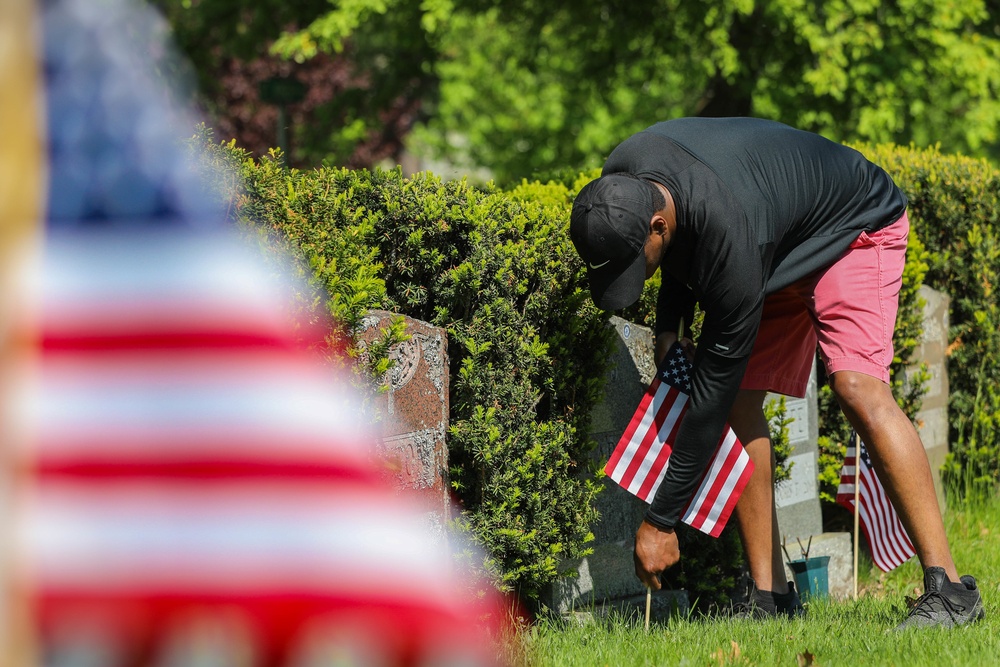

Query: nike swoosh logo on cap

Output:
[588, 260, 611, 269]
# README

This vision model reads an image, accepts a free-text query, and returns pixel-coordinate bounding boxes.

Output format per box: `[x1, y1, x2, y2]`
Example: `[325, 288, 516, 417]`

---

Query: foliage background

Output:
[205, 136, 615, 600]
[158, 0, 1000, 182]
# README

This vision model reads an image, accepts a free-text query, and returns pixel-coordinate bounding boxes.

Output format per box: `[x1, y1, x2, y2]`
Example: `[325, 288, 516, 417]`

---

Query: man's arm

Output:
[634, 327, 757, 589]
[648, 225, 766, 528]
[635, 252, 764, 586]
[655, 273, 695, 364]
[645, 345, 753, 528]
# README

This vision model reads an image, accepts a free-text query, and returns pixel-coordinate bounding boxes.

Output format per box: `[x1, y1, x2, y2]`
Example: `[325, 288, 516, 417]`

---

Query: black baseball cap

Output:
[570, 174, 656, 310]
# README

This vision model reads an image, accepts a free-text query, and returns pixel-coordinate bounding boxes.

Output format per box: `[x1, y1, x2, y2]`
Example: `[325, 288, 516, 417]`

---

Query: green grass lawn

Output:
[516, 497, 1000, 666]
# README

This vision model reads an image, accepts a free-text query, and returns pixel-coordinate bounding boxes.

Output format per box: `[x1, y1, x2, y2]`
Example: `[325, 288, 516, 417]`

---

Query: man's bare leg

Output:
[829, 370, 958, 581]
[729, 389, 789, 594]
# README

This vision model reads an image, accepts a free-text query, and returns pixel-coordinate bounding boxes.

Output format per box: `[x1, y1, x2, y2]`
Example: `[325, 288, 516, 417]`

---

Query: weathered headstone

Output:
[545, 317, 688, 617]
[546, 316, 834, 610]
[912, 285, 950, 512]
[782, 531, 854, 600]
[772, 366, 824, 543]
[770, 364, 854, 598]
[357, 311, 451, 529]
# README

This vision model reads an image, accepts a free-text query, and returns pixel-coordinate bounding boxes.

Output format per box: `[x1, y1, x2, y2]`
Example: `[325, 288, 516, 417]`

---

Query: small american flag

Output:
[604, 343, 754, 537]
[836, 433, 915, 571]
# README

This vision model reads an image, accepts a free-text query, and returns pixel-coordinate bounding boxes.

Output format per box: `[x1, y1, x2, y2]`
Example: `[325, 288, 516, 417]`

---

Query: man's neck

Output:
[648, 180, 678, 237]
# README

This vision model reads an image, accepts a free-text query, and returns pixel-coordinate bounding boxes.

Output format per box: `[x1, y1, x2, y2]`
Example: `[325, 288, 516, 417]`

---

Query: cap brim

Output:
[589, 248, 647, 311]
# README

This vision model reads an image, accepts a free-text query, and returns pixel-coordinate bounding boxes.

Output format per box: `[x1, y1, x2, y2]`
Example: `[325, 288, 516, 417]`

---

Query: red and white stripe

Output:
[22, 480, 461, 603]
[11, 232, 503, 665]
[836, 437, 915, 572]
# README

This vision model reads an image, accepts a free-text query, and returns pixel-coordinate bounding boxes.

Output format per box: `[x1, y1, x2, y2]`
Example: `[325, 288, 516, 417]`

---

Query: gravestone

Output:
[545, 317, 688, 617]
[912, 286, 950, 512]
[772, 366, 824, 543]
[770, 362, 853, 598]
[357, 311, 451, 531]
[545, 316, 831, 612]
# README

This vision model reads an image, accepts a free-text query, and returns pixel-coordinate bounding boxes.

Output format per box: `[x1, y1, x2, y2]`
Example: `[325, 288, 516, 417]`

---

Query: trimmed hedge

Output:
[204, 136, 613, 600]
[860, 144, 1000, 499]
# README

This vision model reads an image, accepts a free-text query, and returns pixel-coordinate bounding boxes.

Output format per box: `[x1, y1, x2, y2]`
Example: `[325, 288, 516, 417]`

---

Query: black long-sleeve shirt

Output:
[601, 118, 907, 529]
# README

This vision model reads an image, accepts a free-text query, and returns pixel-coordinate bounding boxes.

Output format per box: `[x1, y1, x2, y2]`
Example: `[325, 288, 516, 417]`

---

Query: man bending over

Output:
[570, 117, 983, 629]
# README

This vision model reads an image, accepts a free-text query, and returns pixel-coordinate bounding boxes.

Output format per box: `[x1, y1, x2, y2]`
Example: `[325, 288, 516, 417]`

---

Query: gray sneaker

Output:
[896, 566, 985, 630]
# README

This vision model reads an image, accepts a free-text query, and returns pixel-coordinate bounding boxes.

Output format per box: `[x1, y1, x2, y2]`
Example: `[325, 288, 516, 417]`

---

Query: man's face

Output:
[643, 231, 666, 279]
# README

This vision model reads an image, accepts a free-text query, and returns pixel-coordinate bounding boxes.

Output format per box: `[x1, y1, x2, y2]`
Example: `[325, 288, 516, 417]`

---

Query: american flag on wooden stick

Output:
[836, 433, 916, 571]
[604, 343, 754, 537]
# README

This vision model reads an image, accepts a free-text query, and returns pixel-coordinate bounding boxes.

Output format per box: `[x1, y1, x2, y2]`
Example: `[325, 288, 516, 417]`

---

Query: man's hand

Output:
[654, 332, 677, 366]
[633, 519, 680, 590]
[655, 331, 696, 366]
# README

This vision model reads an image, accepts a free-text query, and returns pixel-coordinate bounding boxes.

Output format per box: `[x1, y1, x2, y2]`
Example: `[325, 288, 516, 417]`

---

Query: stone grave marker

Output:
[545, 317, 688, 617]
[357, 311, 451, 533]
[546, 315, 837, 610]
[912, 285, 950, 511]
[773, 365, 823, 544]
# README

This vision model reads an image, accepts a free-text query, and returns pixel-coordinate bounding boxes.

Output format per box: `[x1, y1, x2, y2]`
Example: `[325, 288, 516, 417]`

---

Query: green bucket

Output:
[788, 556, 830, 599]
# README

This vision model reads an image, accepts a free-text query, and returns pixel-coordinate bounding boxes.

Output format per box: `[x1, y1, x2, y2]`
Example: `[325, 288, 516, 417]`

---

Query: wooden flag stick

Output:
[645, 587, 652, 631]
[647, 316, 679, 633]
[853, 431, 861, 599]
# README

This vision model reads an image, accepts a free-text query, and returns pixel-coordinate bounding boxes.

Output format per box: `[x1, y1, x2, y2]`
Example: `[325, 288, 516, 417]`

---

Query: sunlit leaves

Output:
[208, 135, 615, 597]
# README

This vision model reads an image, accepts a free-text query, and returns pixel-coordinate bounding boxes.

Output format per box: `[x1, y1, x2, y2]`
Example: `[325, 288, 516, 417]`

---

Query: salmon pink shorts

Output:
[740, 212, 910, 397]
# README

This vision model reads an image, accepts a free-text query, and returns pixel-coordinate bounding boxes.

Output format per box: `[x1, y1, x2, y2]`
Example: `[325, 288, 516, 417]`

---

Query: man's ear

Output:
[650, 214, 669, 237]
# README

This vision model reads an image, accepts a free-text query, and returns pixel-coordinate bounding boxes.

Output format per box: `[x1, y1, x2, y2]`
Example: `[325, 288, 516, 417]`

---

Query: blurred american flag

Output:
[11, 232, 505, 666]
[1, 0, 508, 663]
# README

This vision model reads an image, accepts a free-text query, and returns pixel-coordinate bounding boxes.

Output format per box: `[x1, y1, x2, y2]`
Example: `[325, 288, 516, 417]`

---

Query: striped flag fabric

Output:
[13, 233, 504, 666]
[836, 433, 916, 571]
[604, 343, 754, 537]
[4, 0, 507, 660]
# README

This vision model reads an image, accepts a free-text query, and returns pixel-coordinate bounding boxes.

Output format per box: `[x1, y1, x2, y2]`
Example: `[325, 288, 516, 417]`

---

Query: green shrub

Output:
[857, 144, 1000, 502]
[209, 136, 614, 599]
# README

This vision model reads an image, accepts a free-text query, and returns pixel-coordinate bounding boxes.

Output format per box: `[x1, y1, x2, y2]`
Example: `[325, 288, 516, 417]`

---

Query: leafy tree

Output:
[408, 0, 1000, 182]
[161, 0, 1000, 182]
[160, 1, 1000, 181]
[153, 0, 436, 167]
